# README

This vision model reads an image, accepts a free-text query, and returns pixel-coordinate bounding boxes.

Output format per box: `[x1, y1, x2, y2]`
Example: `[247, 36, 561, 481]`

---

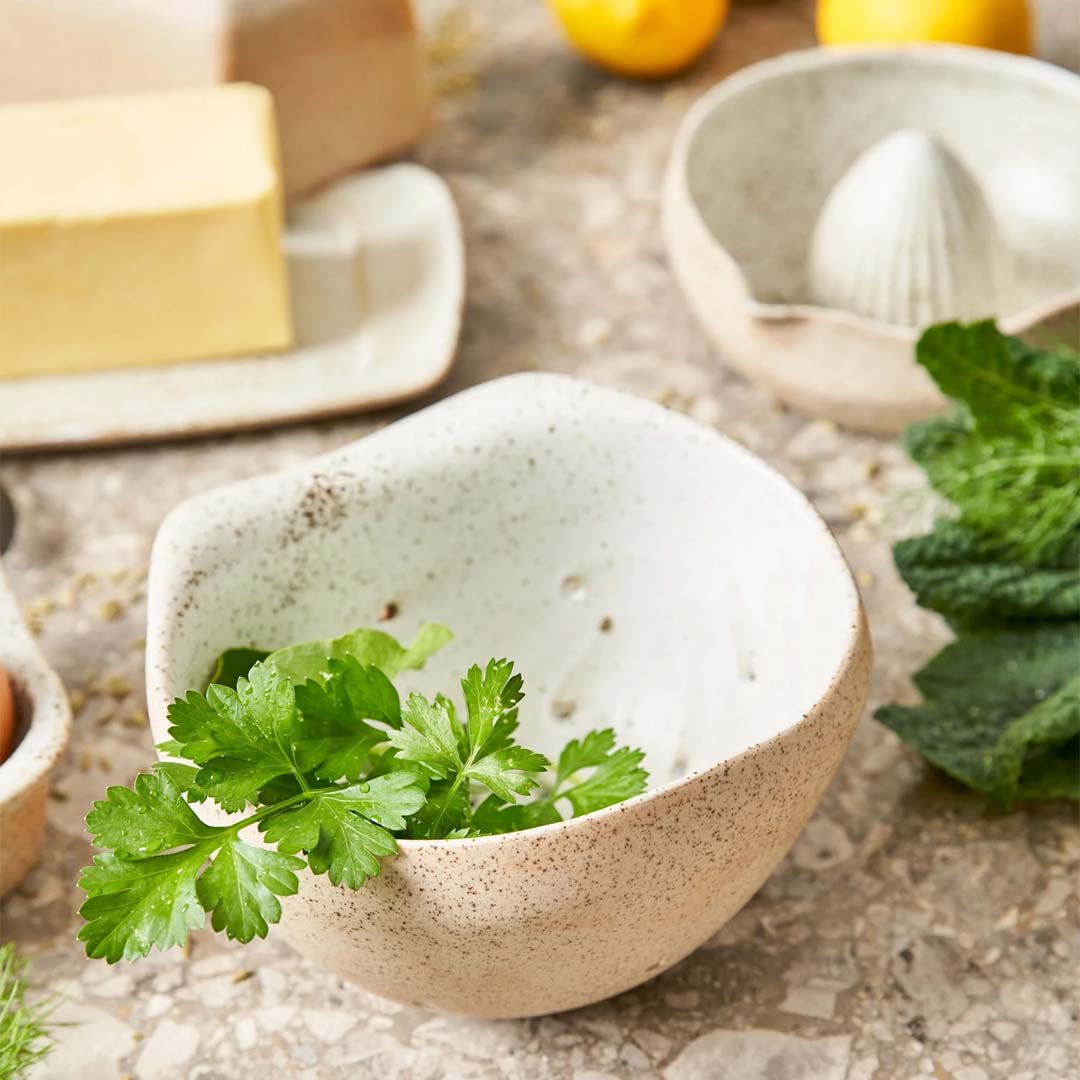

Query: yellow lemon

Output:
[816, 0, 1032, 55]
[548, 0, 730, 79]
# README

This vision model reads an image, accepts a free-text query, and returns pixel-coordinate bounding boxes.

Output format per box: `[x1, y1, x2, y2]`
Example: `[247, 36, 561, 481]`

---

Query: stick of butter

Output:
[0, 84, 293, 379]
[0, 0, 433, 199]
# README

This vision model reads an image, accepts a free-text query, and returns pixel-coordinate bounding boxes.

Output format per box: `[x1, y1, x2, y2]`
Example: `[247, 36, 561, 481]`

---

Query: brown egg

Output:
[0, 664, 14, 764]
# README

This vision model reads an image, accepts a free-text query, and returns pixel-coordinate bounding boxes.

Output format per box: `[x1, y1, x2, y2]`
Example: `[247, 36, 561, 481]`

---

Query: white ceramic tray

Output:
[0, 163, 464, 451]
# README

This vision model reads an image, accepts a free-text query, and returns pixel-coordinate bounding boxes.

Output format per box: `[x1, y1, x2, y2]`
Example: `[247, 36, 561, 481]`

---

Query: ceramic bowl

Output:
[146, 374, 872, 1018]
[0, 564, 72, 896]
[663, 45, 1080, 433]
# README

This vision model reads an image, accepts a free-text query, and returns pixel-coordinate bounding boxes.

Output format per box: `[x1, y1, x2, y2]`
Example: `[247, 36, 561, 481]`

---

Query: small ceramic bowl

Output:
[146, 374, 872, 1018]
[663, 45, 1080, 433]
[0, 564, 72, 896]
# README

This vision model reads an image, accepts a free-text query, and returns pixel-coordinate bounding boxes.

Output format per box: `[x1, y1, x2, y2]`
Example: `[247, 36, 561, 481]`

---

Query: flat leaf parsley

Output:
[78, 625, 649, 961]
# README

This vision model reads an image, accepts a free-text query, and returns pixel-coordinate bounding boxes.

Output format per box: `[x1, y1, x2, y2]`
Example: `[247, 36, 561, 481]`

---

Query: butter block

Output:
[0, 85, 292, 379]
[0, 0, 434, 198]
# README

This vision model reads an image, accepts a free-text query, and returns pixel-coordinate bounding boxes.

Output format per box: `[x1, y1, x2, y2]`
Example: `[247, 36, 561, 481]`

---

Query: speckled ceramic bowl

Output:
[146, 374, 872, 1018]
[0, 563, 72, 896]
[663, 46, 1080, 433]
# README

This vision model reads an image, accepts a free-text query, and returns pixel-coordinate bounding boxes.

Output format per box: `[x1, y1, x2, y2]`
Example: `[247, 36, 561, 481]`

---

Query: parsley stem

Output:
[429, 770, 467, 837]
[196, 787, 330, 855]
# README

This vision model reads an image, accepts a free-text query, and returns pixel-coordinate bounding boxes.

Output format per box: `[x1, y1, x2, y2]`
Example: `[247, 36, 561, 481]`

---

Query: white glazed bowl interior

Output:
[148, 376, 858, 779]
[686, 46, 1080, 318]
[146, 374, 869, 1016]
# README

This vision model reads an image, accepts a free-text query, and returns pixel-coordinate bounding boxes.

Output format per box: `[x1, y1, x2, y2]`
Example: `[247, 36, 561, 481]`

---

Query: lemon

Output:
[816, 0, 1032, 54]
[548, 0, 730, 79]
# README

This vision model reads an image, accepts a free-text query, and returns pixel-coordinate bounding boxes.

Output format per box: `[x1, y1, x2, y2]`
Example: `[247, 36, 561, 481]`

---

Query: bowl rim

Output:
[667, 43, 1080, 335]
[0, 562, 72, 805]
[146, 372, 870, 852]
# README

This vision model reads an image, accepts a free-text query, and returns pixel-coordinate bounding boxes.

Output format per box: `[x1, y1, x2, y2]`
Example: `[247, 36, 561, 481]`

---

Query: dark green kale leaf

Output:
[906, 322, 1080, 565]
[879, 323, 1080, 807]
[876, 623, 1079, 808]
[894, 520, 1080, 626]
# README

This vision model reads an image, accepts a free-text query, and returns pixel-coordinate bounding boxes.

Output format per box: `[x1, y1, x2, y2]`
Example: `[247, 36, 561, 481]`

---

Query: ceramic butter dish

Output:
[0, 0, 433, 199]
[0, 164, 463, 451]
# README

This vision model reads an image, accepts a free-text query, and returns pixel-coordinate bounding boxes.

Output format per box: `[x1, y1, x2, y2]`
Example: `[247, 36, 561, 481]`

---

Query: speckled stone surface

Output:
[1, 1, 1077, 1078]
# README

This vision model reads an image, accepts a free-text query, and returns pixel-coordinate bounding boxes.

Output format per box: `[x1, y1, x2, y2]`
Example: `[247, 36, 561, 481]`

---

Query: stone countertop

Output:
[1, 2, 1076, 1078]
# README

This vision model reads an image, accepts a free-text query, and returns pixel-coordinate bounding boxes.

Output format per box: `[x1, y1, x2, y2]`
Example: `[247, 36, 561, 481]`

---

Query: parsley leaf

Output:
[78, 768, 426, 959]
[78, 628, 651, 963]
[293, 657, 401, 781]
[462, 658, 523, 755]
[553, 728, 649, 816]
[196, 838, 305, 943]
[167, 663, 302, 812]
[470, 795, 561, 836]
[85, 767, 217, 858]
[78, 849, 207, 963]
[877, 624, 1079, 807]
[389, 694, 463, 780]
[259, 775, 424, 889]
[152, 761, 208, 804]
[388, 660, 549, 837]
[266, 623, 452, 685]
[461, 729, 648, 836]
[404, 779, 472, 839]
[467, 745, 550, 802]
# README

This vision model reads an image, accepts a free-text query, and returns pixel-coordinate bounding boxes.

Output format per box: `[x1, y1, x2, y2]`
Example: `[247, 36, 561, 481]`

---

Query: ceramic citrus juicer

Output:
[664, 46, 1080, 433]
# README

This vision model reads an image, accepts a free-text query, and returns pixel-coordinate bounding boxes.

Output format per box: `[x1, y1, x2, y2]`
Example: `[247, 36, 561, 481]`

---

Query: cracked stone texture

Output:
[1, 2, 1077, 1078]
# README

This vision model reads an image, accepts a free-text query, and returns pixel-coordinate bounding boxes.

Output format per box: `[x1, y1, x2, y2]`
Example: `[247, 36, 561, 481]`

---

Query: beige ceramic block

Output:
[0, 0, 433, 198]
[227, 0, 434, 196]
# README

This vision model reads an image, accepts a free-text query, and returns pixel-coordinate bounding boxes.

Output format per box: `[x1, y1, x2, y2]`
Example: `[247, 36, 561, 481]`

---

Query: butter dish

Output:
[0, 163, 464, 451]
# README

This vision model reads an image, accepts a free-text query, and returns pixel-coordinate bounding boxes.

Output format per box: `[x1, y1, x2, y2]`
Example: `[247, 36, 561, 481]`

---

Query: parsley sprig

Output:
[78, 625, 649, 962]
